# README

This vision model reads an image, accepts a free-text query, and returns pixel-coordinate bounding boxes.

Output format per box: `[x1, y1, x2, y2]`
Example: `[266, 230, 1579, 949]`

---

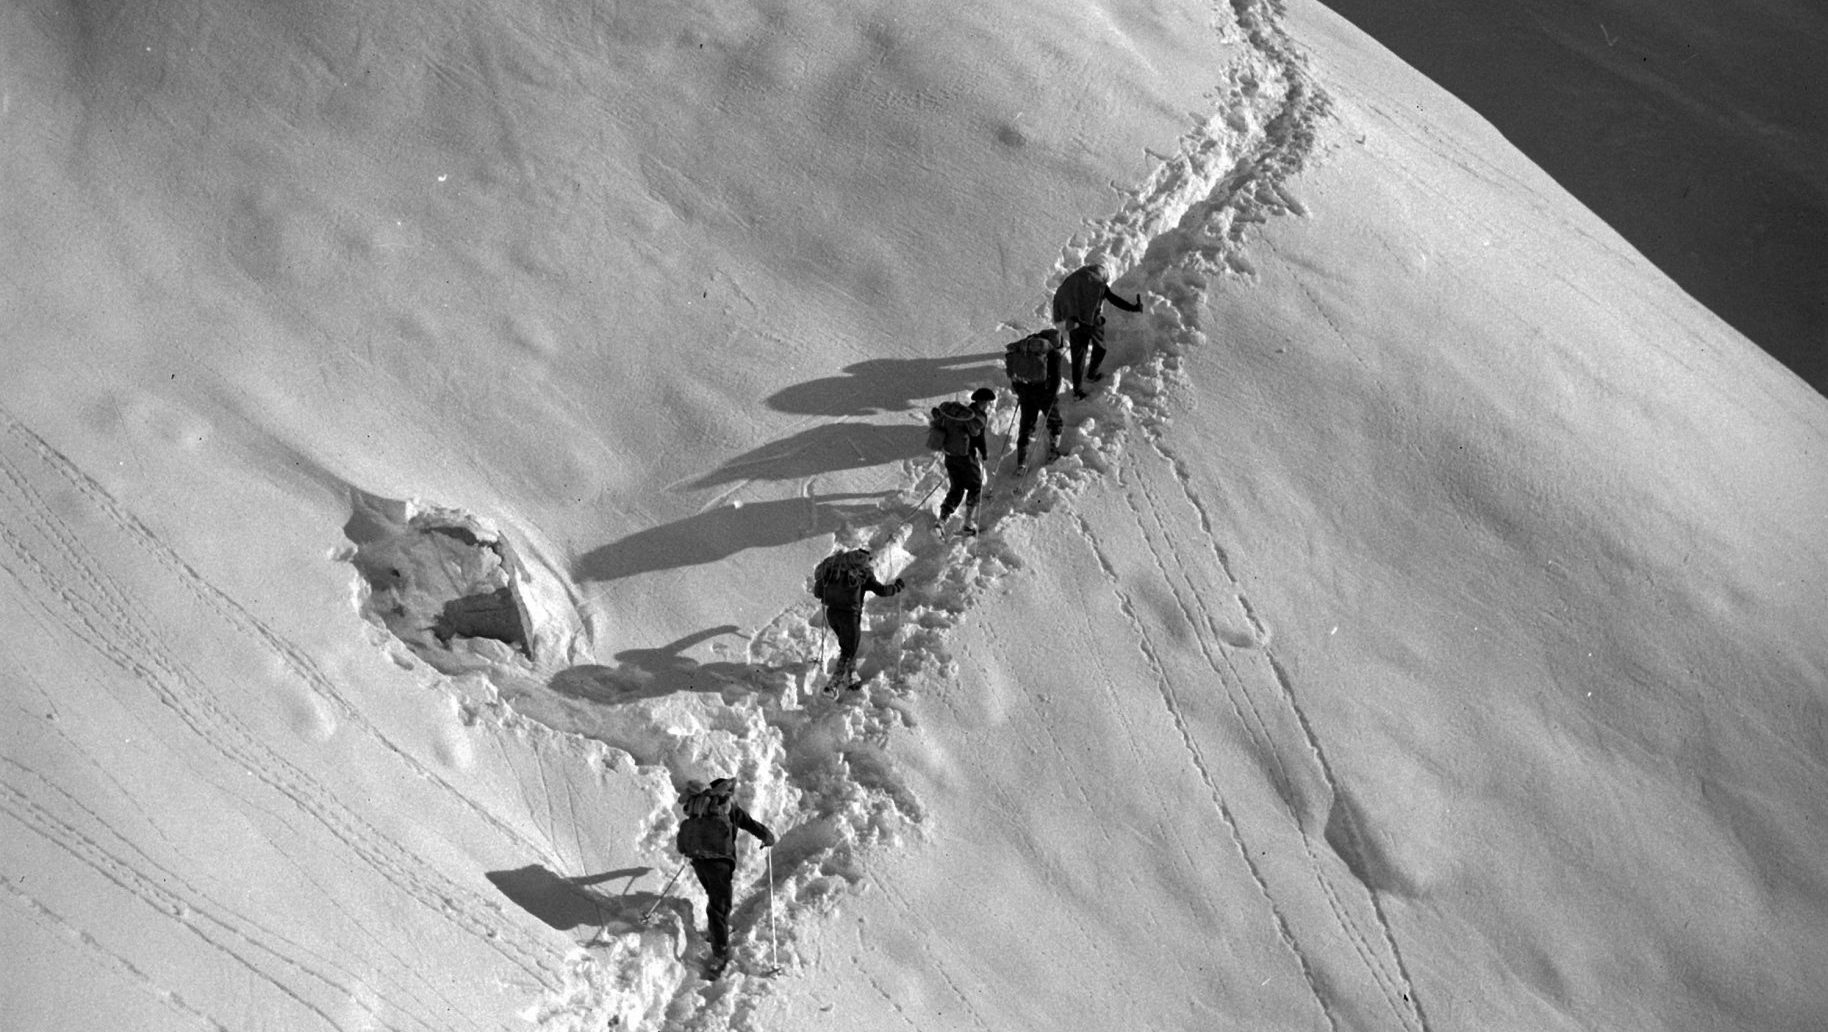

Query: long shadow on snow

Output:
[685, 422, 926, 490]
[574, 493, 886, 582]
[765, 351, 1004, 416]
[487, 864, 690, 936]
[552, 626, 756, 702]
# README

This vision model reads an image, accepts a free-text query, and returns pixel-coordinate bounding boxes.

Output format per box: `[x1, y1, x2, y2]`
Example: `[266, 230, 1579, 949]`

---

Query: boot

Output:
[823, 657, 855, 697]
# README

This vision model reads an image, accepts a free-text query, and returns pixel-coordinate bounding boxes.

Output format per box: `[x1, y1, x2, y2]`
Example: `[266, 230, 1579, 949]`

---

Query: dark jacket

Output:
[817, 572, 903, 611]
[1021, 342, 1065, 399]
[958, 407, 989, 460]
[687, 804, 774, 862]
[1051, 265, 1143, 326]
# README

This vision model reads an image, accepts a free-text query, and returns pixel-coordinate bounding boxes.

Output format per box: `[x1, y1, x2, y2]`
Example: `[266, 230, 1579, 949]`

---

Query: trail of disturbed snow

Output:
[504, 3, 1344, 1029]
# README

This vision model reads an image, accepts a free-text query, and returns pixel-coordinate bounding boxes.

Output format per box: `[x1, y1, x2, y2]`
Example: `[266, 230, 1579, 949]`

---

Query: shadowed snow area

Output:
[2, 0, 1825, 1030]
[1316, 0, 1828, 394]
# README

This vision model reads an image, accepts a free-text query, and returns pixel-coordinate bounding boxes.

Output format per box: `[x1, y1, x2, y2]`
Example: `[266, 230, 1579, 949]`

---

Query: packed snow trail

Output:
[450, 2, 1382, 1028]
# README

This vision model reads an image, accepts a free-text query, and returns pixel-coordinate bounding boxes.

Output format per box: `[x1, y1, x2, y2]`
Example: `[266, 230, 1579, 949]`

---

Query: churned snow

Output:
[2, 0, 1824, 1030]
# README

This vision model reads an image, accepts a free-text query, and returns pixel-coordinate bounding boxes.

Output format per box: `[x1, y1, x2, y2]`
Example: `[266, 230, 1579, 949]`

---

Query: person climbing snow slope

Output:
[928, 387, 996, 533]
[675, 776, 775, 978]
[811, 547, 904, 694]
[1003, 328, 1065, 474]
[1051, 262, 1143, 398]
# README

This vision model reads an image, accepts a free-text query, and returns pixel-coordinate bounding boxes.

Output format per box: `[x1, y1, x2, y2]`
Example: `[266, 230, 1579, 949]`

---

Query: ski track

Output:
[1052, 593, 1219, 918]
[0, 410, 566, 871]
[866, 872, 998, 1032]
[1071, 8, 1432, 1019]
[1104, 443, 1429, 1031]
[1068, 508, 1340, 1032]
[0, 412, 565, 1031]
[0, 757, 421, 1032]
[505, 1, 1388, 1028]
[0, 2, 1404, 1030]
[2, 874, 236, 1032]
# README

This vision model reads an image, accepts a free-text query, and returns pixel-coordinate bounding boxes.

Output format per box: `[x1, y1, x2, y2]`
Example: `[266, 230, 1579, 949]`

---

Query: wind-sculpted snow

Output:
[326, 2, 1347, 1029]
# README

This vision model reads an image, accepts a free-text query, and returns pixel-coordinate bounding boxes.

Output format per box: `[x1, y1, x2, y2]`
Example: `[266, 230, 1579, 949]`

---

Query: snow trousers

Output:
[825, 605, 864, 663]
[689, 857, 737, 957]
[1066, 318, 1107, 393]
[939, 454, 984, 517]
[1012, 382, 1062, 462]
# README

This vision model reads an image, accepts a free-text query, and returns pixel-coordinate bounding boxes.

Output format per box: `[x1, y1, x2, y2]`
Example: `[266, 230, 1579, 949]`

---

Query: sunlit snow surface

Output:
[2, 0, 1824, 1030]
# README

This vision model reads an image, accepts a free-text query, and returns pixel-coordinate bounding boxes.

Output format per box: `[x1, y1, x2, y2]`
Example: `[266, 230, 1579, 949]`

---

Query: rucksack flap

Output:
[930, 401, 984, 457]
[924, 419, 948, 452]
[676, 778, 739, 859]
[813, 548, 874, 604]
[677, 813, 735, 859]
[682, 778, 735, 819]
[1004, 333, 1056, 384]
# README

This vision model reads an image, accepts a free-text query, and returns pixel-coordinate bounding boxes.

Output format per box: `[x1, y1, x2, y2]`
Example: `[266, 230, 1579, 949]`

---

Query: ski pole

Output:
[983, 393, 1015, 495]
[989, 391, 1010, 468]
[909, 455, 947, 515]
[639, 860, 688, 926]
[895, 587, 905, 685]
[765, 847, 782, 975]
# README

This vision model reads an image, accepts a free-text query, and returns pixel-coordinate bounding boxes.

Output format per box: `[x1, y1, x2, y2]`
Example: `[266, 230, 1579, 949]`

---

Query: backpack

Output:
[812, 548, 874, 606]
[926, 401, 983, 458]
[1004, 333, 1056, 385]
[675, 778, 737, 859]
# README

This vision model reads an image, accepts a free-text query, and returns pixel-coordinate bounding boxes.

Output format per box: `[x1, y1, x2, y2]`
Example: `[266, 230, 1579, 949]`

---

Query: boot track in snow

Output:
[342, 4, 1368, 1029]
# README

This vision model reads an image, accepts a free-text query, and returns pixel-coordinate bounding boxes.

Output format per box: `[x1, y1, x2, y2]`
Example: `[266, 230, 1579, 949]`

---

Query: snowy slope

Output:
[4, 0, 1826, 1029]
[784, 2, 1828, 1029]
[1314, 0, 1828, 393]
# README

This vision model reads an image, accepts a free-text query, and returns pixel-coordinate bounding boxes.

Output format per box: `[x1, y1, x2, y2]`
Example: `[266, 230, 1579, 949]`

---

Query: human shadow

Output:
[551, 627, 756, 702]
[486, 864, 685, 935]
[574, 493, 887, 583]
[766, 352, 1004, 416]
[685, 422, 926, 490]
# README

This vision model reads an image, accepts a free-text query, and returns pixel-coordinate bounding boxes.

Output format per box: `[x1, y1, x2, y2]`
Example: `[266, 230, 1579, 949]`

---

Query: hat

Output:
[970, 387, 997, 404]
